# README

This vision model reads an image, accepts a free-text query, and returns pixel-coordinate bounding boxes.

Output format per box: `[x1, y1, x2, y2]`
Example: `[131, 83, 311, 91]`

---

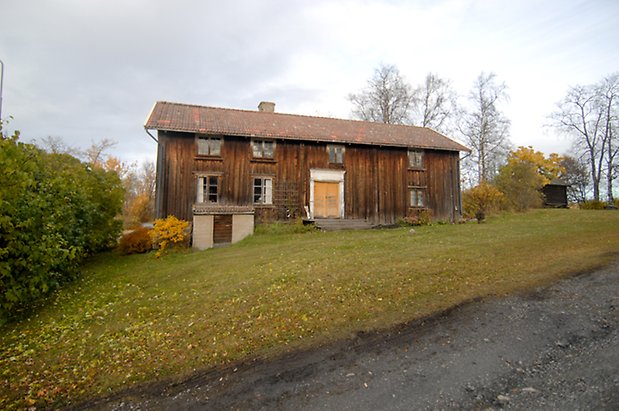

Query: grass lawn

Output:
[1, 209, 618, 409]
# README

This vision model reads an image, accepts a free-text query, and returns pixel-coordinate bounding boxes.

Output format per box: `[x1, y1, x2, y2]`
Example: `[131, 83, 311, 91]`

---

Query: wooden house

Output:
[144, 101, 469, 247]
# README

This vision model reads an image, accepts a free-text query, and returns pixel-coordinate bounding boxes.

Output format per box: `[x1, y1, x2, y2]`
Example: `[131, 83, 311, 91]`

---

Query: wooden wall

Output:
[156, 131, 462, 224]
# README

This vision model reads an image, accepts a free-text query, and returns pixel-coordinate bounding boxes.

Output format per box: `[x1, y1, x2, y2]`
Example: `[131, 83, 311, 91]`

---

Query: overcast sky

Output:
[1, 0, 617, 165]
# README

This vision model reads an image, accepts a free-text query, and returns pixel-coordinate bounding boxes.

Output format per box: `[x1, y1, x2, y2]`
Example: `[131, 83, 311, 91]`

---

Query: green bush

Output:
[118, 227, 152, 255]
[0, 126, 123, 319]
[254, 219, 317, 235]
[579, 200, 607, 210]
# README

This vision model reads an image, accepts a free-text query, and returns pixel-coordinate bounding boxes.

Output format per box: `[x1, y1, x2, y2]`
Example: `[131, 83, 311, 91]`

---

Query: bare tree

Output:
[138, 161, 156, 200]
[551, 84, 606, 201]
[83, 138, 117, 168]
[597, 73, 619, 203]
[349, 64, 414, 124]
[411, 73, 458, 133]
[561, 155, 590, 203]
[38, 136, 79, 156]
[459, 72, 511, 184]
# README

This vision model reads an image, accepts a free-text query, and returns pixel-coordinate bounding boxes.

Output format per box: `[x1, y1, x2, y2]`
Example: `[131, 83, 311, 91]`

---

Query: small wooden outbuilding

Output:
[542, 179, 569, 208]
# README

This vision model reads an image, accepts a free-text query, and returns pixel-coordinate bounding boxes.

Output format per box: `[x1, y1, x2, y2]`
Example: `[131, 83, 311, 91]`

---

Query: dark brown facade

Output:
[542, 182, 569, 208]
[154, 130, 463, 224]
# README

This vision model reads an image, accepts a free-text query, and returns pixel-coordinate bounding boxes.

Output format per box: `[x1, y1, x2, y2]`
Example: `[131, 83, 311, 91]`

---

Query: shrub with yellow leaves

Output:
[150, 215, 190, 257]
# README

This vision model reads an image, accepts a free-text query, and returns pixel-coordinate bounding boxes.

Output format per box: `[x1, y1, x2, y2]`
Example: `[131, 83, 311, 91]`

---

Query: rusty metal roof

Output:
[144, 101, 470, 152]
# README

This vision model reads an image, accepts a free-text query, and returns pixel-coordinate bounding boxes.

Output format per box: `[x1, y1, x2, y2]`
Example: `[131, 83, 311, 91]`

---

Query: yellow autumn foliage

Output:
[150, 215, 190, 257]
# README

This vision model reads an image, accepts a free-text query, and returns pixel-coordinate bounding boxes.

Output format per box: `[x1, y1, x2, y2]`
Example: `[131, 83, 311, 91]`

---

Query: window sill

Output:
[195, 155, 223, 161]
[251, 158, 276, 164]
[253, 204, 275, 208]
[408, 166, 426, 171]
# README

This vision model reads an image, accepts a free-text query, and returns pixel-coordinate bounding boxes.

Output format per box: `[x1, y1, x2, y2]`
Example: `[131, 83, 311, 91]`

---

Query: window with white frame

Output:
[409, 188, 425, 208]
[197, 175, 220, 203]
[253, 177, 273, 205]
[327, 145, 345, 164]
[251, 139, 275, 159]
[408, 149, 424, 168]
[197, 136, 222, 156]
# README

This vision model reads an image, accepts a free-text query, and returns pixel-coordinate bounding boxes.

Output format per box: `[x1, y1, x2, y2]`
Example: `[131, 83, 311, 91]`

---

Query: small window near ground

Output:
[197, 176, 220, 203]
[408, 149, 424, 168]
[198, 136, 222, 156]
[409, 188, 425, 207]
[253, 177, 273, 205]
[252, 140, 275, 159]
[327, 145, 345, 164]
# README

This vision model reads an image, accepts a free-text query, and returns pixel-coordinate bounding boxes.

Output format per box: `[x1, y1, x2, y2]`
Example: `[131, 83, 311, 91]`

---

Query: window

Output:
[197, 175, 220, 203]
[252, 140, 275, 159]
[197, 136, 221, 156]
[409, 188, 425, 207]
[327, 145, 345, 164]
[253, 177, 273, 205]
[408, 149, 424, 168]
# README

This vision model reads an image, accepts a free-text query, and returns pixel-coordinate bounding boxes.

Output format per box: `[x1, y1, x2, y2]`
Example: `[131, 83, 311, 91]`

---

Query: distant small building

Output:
[542, 179, 569, 208]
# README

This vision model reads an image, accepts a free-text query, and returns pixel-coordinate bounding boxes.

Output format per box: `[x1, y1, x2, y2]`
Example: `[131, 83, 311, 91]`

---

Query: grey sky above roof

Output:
[1, 0, 617, 164]
[145, 101, 470, 152]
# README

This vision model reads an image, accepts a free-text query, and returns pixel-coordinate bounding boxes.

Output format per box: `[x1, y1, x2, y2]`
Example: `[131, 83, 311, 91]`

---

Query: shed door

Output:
[213, 215, 233, 244]
[314, 182, 340, 218]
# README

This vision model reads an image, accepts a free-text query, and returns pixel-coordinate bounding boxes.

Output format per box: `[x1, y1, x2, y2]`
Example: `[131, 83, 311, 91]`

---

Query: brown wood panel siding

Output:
[213, 215, 233, 243]
[344, 145, 372, 221]
[407, 170, 427, 187]
[156, 131, 463, 225]
[157, 131, 196, 221]
[424, 150, 460, 222]
[222, 136, 252, 206]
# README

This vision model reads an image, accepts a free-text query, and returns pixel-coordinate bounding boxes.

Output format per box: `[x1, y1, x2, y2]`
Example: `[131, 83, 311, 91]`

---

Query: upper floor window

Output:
[408, 149, 424, 168]
[328, 145, 345, 164]
[198, 136, 221, 156]
[197, 175, 220, 203]
[252, 139, 275, 159]
[253, 177, 273, 205]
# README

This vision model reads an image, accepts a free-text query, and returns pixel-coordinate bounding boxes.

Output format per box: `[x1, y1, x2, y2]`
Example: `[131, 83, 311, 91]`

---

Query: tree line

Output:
[349, 64, 618, 204]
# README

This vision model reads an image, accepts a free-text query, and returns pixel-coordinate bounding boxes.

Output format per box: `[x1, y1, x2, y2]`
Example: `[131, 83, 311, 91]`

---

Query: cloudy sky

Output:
[1, 0, 617, 165]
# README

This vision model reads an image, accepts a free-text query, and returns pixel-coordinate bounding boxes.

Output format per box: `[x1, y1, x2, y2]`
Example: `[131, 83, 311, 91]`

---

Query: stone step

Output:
[312, 218, 374, 231]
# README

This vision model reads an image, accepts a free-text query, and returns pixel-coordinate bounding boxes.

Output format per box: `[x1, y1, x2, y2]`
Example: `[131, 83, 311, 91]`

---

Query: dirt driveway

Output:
[80, 260, 619, 410]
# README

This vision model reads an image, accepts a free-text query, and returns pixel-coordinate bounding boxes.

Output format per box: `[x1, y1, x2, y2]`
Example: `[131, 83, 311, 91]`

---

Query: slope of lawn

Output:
[1, 209, 618, 409]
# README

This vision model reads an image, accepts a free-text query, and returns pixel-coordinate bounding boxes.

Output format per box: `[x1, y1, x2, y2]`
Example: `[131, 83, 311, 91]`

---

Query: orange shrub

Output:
[117, 227, 152, 255]
[462, 182, 505, 221]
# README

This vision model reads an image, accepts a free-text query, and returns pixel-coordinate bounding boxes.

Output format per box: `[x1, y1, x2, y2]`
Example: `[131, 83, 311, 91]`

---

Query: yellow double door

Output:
[314, 182, 340, 218]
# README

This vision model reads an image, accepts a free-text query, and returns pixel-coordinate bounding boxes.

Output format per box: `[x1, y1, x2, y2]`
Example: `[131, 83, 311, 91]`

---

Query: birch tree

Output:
[411, 73, 458, 134]
[597, 73, 619, 203]
[349, 64, 414, 124]
[459, 72, 511, 184]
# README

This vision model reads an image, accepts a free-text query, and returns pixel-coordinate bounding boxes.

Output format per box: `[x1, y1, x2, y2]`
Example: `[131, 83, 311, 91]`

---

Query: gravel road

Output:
[80, 259, 619, 410]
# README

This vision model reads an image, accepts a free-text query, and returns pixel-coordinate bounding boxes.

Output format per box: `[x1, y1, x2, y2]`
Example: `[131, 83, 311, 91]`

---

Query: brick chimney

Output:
[258, 101, 275, 113]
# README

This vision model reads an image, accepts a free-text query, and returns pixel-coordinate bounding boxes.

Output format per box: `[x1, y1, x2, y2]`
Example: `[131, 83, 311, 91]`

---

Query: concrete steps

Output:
[312, 218, 375, 231]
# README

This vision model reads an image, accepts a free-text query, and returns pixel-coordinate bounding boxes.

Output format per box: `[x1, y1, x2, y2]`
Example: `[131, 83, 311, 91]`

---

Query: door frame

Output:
[309, 169, 345, 219]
